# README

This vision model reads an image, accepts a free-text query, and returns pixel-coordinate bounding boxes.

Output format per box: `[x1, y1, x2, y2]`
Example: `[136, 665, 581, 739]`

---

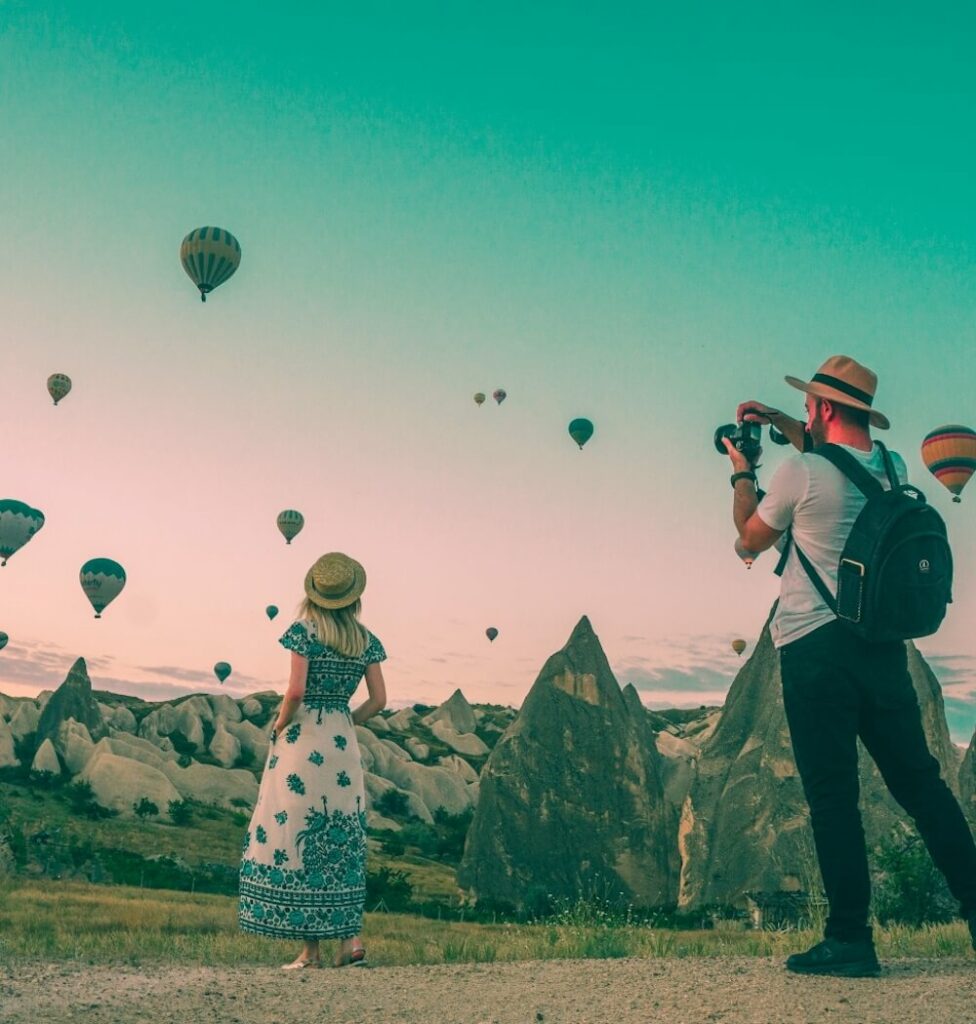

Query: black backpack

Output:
[774, 441, 953, 642]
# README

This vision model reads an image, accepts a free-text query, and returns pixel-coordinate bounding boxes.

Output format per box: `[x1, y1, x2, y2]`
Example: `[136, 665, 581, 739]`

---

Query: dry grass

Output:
[0, 880, 972, 967]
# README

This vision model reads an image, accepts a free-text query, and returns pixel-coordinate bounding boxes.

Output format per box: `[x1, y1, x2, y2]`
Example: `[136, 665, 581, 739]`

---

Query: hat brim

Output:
[785, 375, 889, 430]
[304, 562, 366, 609]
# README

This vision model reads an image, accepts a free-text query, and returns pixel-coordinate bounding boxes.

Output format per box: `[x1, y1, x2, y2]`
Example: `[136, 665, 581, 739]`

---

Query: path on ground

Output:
[2, 957, 974, 1024]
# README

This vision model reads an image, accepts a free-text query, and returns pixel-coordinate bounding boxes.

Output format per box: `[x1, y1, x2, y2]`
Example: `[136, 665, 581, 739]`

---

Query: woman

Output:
[239, 552, 387, 969]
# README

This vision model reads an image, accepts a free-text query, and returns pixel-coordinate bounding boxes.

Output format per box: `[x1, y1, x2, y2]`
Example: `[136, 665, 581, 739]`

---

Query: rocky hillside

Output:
[0, 661, 515, 830]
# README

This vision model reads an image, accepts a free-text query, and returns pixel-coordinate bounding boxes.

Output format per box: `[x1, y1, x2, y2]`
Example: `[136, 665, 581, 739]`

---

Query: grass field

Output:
[1, 879, 973, 967]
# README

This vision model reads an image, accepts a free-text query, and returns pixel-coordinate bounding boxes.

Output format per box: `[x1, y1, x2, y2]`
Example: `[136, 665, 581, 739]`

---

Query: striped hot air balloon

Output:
[734, 538, 759, 568]
[921, 425, 976, 503]
[47, 373, 72, 406]
[180, 227, 241, 302]
[492, 389, 507, 405]
[276, 510, 305, 545]
[0, 500, 45, 566]
[80, 558, 126, 618]
[474, 392, 486, 406]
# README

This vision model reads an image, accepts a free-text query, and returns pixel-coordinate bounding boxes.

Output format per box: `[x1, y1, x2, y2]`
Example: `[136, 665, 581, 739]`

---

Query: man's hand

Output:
[736, 401, 780, 425]
[722, 436, 760, 474]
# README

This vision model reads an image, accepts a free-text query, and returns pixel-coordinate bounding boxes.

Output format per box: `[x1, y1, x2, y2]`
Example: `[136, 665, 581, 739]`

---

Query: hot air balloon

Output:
[474, 392, 486, 406]
[493, 389, 507, 405]
[731, 639, 747, 657]
[921, 425, 976, 503]
[568, 418, 594, 450]
[180, 227, 241, 302]
[734, 538, 759, 569]
[0, 632, 8, 651]
[80, 558, 126, 618]
[266, 605, 279, 621]
[0, 500, 45, 566]
[214, 661, 232, 683]
[485, 627, 498, 642]
[47, 373, 72, 406]
[276, 510, 305, 545]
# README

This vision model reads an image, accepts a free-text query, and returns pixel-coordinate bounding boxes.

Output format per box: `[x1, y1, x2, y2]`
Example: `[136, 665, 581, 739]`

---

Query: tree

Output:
[168, 800, 193, 826]
[134, 797, 159, 819]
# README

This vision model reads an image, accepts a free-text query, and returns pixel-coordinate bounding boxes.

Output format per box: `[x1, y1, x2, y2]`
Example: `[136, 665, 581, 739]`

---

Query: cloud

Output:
[618, 664, 735, 697]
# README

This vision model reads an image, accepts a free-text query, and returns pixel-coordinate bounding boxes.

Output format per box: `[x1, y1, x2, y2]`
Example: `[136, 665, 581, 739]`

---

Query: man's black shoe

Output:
[786, 937, 880, 978]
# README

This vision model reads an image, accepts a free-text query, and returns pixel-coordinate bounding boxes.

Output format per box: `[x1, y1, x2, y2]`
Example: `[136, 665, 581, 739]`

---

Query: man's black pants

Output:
[780, 619, 976, 943]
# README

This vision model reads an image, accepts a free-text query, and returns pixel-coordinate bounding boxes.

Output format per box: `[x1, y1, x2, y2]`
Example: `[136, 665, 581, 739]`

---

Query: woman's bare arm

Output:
[273, 652, 309, 734]
[352, 662, 387, 725]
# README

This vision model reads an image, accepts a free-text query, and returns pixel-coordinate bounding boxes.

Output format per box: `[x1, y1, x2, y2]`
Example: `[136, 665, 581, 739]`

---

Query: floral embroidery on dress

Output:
[308, 750, 324, 766]
[287, 773, 306, 795]
[268, 755, 279, 769]
[333, 735, 347, 751]
[273, 849, 289, 865]
[285, 724, 301, 743]
[274, 811, 288, 825]
[336, 770, 351, 788]
[256, 825, 267, 844]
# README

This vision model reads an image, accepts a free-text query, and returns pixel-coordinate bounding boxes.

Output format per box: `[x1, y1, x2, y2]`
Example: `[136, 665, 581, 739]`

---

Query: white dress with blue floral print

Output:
[239, 619, 386, 940]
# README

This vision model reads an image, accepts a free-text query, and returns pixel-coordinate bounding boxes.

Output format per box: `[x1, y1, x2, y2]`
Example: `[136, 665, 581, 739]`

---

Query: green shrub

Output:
[133, 797, 159, 819]
[365, 866, 413, 911]
[168, 800, 193, 826]
[873, 831, 955, 927]
[375, 788, 410, 818]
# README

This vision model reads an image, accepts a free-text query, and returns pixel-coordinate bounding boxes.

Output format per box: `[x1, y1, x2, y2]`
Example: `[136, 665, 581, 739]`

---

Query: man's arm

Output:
[733, 478, 783, 553]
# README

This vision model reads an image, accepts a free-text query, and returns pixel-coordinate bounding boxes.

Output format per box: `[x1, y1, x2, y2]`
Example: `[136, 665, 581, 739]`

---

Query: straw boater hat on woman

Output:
[304, 552, 366, 609]
[784, 354, 890, 430]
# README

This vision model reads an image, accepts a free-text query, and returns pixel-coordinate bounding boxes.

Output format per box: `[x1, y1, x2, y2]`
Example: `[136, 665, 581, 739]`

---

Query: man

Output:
[724, 354, 976, 977]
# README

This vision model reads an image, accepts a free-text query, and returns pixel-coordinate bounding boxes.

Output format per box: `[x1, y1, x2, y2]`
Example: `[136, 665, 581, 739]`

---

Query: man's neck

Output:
[823, 428, 873, 452]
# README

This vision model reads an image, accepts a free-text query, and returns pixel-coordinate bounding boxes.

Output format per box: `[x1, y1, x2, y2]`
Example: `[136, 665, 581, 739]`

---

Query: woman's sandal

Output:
[335, 945, 367, 968]
[281, 957, 321, 971]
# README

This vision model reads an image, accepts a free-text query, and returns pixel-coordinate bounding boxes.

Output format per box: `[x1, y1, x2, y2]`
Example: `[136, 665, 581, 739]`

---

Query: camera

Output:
[713, 408, 790, 463]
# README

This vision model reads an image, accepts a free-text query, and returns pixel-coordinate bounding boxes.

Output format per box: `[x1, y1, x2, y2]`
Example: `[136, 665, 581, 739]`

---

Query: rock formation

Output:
[31, 738, 61, 776]
[459, 616, 674, 910]
[0, 719, 19, 769]
[424, 689, 478, 734]
[961, 729, 976, 827]
[678, 614, 964, 910]
[35, 658, 106, 750]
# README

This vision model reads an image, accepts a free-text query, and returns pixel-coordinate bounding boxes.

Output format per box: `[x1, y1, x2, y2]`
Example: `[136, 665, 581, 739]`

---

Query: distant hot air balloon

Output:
[47, 373, 72, 406]
[266, 605, 279, 621]
[492, 389, 507, 405]
[80, 558, 126, 618]
[276, 510, 305, 545]
[568, 418, 594, 450]
[485, 627, 499, 642]
[921, 425, 976, 503]
[474, 392, 486, 406]
[0, 632, 8, 652]
[0, 500, 45, 567]
[214, 661, 232, 683]
[734, 538, 759, 569]
[731, 639, 747, 657]
[180, 227, 241, 302]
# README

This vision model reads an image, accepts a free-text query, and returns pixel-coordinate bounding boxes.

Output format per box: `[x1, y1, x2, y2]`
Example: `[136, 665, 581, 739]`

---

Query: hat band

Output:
[314, 576, 357, 601]
[811, 373, 873, 406]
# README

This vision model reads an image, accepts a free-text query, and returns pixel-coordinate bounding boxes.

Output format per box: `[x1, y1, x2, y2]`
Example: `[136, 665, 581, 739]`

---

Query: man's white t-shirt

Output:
[757, 442, 909, 649]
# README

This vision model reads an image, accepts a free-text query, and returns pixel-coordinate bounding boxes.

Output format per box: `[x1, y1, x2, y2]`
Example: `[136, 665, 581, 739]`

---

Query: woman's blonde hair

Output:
[297, 597, 369, 658]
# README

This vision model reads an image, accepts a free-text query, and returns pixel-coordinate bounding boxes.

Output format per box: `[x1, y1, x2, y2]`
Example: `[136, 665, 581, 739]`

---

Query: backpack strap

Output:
[772, 529, 838, 613]
[810, 442, 888, 498]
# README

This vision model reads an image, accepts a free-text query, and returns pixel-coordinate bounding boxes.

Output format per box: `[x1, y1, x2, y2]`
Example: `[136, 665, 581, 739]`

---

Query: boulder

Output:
[364, 772, 434, 824]
[386, 707, 418, 733]
[80, 749, 181, 820]
[0, 693, 18, 719]
[367, 714, 391, 733]
[459, 616, 675, 911]
[208, 694, 242, 724]
[366, 811, 402, 832]
[678, 613, 965, 910]
[108, 705, 137, 734]
[423, 689, 478, 735]
[55, 720, 95, 775]
[224, 719, 270, 766]
[139, 704, 180, 740]
[209, 720, 242, 768]
[35, 658, 106, 749]
[7, 701, 40, 742]
[405, 737, 430, 761]
[239, 698, 263, 719]
[0, 719, 19, 769]
[31, 738, 62, 776]
[172, 703, 206, 751]
[97, 733, 179, 765]
[429, 720, 489, 757]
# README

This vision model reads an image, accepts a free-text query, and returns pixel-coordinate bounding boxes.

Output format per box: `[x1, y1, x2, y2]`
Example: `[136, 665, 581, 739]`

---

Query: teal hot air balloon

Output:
[0, 632, 8, 651]
[0, 500, 45, 566]
[485, 627, 499, 642]
[180, 227, 241, 302]
[568, 418, 594, 450]
[277, 509, 305, 545]
[266, 605, 279, 621]
[47, 373, 72, 406]
[214, 661, 232, 683]
[80, 558, 126, 618]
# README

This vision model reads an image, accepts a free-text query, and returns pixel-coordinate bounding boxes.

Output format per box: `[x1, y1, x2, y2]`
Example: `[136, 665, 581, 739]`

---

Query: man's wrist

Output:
[731, 471, 757, 488]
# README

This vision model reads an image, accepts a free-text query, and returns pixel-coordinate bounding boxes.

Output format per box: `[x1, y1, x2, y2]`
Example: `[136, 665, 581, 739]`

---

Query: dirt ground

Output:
[2, 957, 975, 1024]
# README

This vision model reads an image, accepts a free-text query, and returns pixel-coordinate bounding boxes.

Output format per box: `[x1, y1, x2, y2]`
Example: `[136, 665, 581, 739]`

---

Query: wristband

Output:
[730, 471, 757, 488]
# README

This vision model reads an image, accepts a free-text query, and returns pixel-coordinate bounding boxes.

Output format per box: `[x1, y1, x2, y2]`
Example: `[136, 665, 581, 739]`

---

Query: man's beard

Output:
[808, 412, 826, 447]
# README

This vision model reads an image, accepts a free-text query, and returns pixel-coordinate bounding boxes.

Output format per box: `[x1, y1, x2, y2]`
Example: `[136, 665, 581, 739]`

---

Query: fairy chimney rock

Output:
[35, 657, 106, 751]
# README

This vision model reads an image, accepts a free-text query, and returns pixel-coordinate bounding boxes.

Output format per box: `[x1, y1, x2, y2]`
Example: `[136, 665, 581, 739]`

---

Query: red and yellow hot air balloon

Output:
[921, 425, 976, 503]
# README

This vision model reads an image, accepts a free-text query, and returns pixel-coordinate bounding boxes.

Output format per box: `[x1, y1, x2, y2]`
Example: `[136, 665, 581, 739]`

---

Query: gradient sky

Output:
[2, 4, 975, 742]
